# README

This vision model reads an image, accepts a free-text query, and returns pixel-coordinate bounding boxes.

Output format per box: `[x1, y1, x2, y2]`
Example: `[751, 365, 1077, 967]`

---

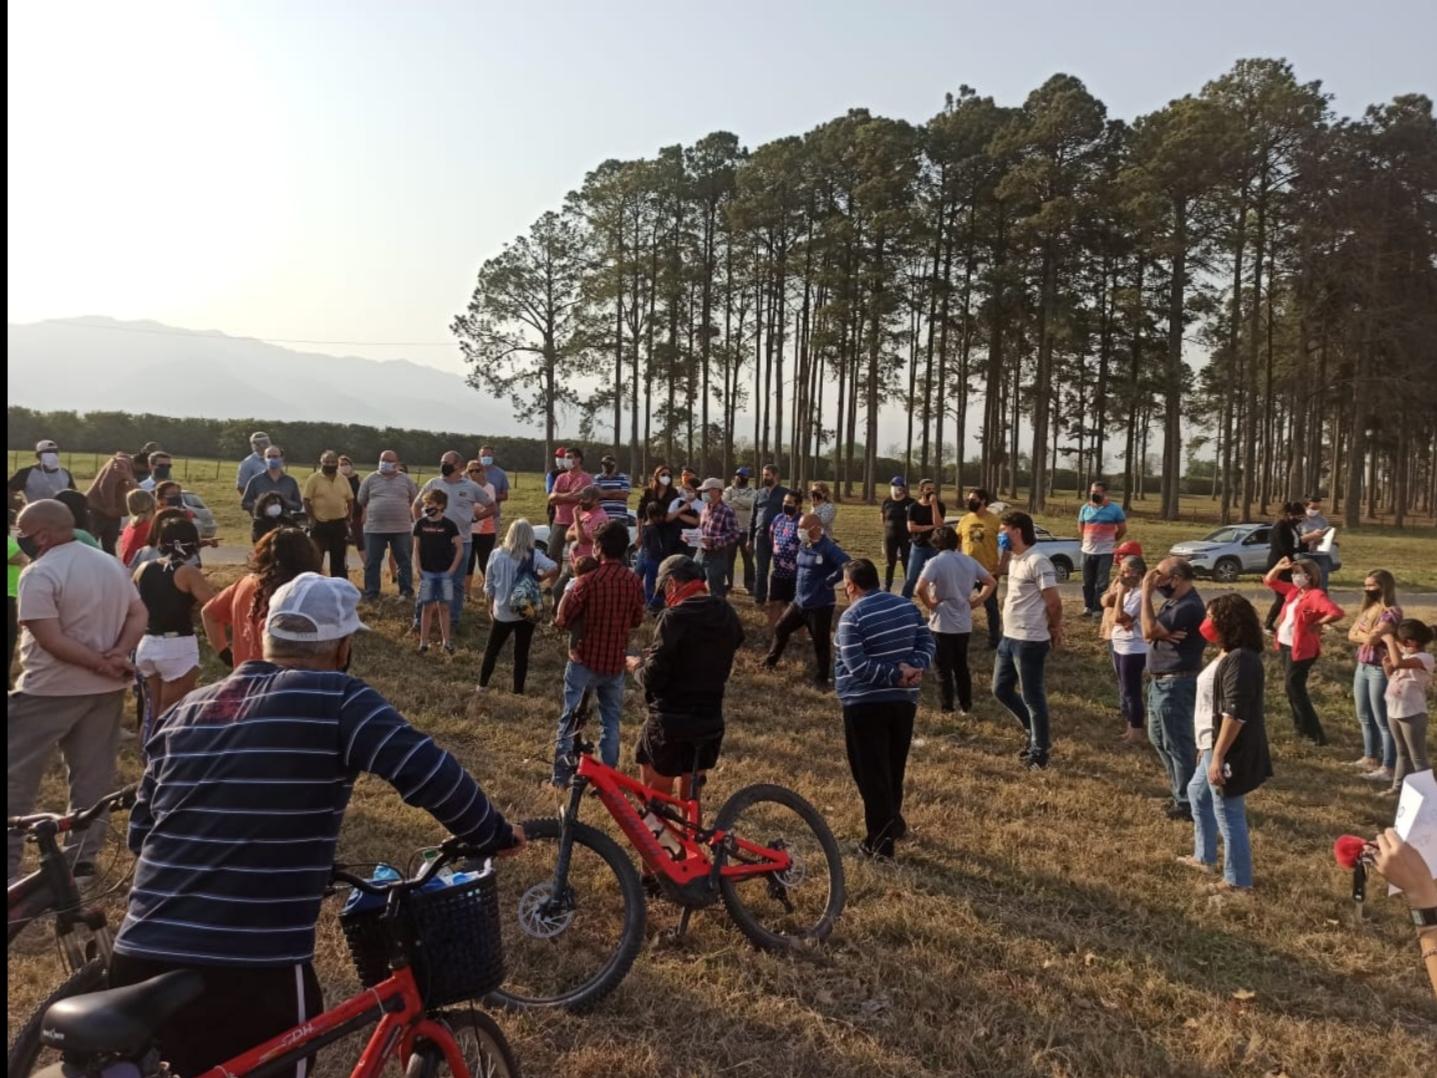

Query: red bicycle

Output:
[31, 839, 519, 1078]
[488, 728, 845, 1011]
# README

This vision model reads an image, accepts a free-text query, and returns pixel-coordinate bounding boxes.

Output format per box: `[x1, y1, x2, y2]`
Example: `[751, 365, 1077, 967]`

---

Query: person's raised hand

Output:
[1142, 569, 1162, 591]
[1374, 828, 1437, 908]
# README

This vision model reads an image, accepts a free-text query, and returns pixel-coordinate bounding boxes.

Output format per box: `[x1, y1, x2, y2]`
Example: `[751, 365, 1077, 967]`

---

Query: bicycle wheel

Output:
[713, 783, 846, 951]
[405, 1007, 519, 1078]
[485, 816, 644, 1012]
[8, 957, 107, 1076]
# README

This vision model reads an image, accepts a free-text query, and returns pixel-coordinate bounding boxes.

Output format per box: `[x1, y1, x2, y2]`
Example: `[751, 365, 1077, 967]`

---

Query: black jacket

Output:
[635, 595, 745, 734]
[1211, 649, 1272, 799]
[1266, 519, 1300, 570]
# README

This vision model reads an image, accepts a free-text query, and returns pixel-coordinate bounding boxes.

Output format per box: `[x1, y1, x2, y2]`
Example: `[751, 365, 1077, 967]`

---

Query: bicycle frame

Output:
[569, 752, 791, 887]
[192, 961, 469, 1078]
[7, 819, 112, 964]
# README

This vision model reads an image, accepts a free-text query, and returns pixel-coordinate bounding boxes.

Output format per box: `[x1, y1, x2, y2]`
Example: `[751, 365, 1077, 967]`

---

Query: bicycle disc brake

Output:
[517, 882, 577, 939]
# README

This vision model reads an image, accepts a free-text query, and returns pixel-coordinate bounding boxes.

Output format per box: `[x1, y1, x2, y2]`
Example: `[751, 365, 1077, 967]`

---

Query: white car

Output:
[533, 522, 638, 558]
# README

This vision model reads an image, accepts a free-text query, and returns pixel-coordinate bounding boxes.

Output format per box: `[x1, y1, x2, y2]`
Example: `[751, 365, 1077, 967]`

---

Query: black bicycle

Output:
[7, 786, 138, 1075]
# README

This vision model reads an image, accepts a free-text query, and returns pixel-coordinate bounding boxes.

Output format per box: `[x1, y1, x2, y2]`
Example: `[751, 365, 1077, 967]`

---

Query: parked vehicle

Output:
[1032, 526, 1083, 582]
[533, 522, 637, 558]
[1168, 522, 1342, 583]
[181, 491, 219, 539]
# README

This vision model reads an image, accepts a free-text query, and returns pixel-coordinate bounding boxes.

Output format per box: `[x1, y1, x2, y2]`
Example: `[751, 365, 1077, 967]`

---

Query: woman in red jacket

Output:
[1264, 555, 1345, 745]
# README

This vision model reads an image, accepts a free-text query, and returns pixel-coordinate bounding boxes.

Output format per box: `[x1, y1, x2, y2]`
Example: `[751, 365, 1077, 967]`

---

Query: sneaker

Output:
[417, 643, 430, 654]
[444, 642, 456, 654]
[1175, 855, 1214, 874]
[1361, 767, 1394, 783]
[1349, 757, 1379, 769]
[1081, 609, 1095, 619]
[1164, 803, 1193, 822]
[857, 840, 894, 862]
[1026, 752, 1050, 771]
[1017, 746, 1033, 761]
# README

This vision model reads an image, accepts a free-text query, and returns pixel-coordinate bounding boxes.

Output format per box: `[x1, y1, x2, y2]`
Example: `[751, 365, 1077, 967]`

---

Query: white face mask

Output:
[39, 452, 60, 469]
[890, 488, 903, 499]
[264, 503, 284, 518]
[480, 456, 494, 467]
[555, 457, 565, 469]
[1306, 507, 1320, 517]
[378, 461, 396, 474]
[658, 475, 671, 487]
[1291, 572, 1310, 588]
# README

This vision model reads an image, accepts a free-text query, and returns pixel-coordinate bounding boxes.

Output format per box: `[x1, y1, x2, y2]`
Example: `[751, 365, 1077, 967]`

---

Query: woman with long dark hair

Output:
[1264, 554, 1345, 745]
[1176, 592, 1272, 900]
[201, 527, 321, 669]
[133, 516, 217, 720]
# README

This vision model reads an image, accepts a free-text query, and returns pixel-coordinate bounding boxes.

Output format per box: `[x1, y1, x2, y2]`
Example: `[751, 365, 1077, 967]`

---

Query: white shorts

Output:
[135, 634, 200, 682]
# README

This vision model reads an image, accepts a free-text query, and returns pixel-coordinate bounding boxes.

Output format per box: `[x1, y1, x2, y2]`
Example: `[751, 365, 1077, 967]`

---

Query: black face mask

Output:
[17, 534, 39, 559]
[164, 494, 183, 508]
[1090, 492, 1103, 504]
[782, 505, 798, 517]
[321, 464, 338, 476]
[1158, 584, 1176, 598]
[966, 498, 981, 512]
[152, 466, 172, 481]
[440, 462, 457, 477]
[1364, 589, 1382, 600]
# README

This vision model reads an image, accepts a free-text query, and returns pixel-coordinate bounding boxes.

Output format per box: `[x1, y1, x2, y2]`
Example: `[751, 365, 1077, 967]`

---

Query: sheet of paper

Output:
[1390, 768, 1437, 895]
[1316, 527, 1337, 554]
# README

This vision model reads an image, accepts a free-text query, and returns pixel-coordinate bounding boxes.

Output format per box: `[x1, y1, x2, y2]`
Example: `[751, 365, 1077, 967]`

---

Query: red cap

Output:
[554, 447, 567, 456]
[1114, 540, 1143, 559]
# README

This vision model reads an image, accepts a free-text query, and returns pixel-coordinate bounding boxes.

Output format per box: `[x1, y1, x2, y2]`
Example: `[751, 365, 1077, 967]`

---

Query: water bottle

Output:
[341, 863, 400, 916]
[421, 847, 454, 884]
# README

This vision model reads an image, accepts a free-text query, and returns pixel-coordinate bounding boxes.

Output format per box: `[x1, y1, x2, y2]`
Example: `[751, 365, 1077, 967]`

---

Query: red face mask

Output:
[1199, 616, 1221, 645]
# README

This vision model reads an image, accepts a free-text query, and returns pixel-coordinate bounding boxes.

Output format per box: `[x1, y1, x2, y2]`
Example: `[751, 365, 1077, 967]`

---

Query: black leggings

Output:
[1281, 643, 1327, 743]
[766, 603, 835, 683]
[932, 631, 972, 711]
[480, 618, 535, 693]
[883, 534, 911, 590]
[468, 533, 497, 576]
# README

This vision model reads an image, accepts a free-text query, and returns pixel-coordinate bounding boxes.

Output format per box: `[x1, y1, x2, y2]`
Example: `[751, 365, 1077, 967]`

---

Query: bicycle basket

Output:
[339, 865, 505, 1008]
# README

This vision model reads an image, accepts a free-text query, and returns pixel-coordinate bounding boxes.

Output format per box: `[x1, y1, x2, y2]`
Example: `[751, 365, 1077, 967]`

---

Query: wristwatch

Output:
[1410, 906, 1437, 928]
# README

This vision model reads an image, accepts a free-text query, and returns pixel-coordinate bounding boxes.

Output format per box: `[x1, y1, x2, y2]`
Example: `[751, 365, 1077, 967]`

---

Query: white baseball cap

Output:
[698, 477, 724, 492]
[265, 572, 370, 642]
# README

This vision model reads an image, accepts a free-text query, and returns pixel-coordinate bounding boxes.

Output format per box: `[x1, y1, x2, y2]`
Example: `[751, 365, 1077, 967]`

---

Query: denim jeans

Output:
[1187, 749, 1253, 887]
[1081, 552, 1113, 614]
[754, 534, 773, 604]
[1353, 662, 1394, 767]
[551, 661, 626, 786]
[1148, 675, 1198, 809]
[1112, 649, 1147, 729]
[901, 544, 939, 600]
[698, 545, 730, 599]
[634, 549, 661, 608]
[413, 540, 470, 628]
[1309, 552, 1333, 591]
[992, 637, 1051, 755]
[363, 532, 412, 598]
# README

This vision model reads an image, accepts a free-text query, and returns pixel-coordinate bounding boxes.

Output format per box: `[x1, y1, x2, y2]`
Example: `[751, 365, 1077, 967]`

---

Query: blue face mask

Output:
[266, 458, 283, 472]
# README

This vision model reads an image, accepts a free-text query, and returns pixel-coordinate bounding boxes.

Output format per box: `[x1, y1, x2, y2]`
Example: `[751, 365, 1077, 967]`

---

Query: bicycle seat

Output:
[42, 970, 204, 1055]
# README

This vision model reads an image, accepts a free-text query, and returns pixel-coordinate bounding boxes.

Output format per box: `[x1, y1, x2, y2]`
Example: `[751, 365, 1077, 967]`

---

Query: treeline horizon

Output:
[452, 58, 1437, 528]
[9, 405, 1225, 501]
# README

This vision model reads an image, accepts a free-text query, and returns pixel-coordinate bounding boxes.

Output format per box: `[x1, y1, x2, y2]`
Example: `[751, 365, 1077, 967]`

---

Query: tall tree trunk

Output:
[1162, 199, 1189, 520]
[1028, 239, 1057, 512]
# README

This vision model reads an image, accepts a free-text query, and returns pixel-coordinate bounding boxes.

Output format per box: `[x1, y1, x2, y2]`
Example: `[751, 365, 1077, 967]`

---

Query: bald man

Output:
[762, 512, 851, 688]
[9, 500, 147, 881]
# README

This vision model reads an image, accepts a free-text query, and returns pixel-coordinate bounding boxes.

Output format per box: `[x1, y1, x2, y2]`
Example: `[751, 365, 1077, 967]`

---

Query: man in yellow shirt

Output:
[956, 487, 1004, 647]
[302, 450, 355, 578]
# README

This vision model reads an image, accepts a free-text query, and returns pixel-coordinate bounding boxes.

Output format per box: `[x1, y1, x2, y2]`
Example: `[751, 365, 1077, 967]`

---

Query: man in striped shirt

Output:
[109, 573, 522, 1078]
[834, 558, 935, 860]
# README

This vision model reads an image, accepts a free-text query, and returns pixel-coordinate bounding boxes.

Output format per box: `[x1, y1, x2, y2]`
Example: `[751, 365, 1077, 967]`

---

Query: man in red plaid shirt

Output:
[551, 520, 645, 787]
[697, 477, 739, 599]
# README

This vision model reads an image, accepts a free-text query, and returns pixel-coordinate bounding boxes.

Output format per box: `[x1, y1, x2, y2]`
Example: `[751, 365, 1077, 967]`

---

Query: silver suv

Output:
[1168, 523, 1342, 583]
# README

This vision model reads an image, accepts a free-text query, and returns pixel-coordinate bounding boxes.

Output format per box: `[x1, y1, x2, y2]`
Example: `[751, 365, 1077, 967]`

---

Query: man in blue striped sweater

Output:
[834, 558, 935, 860]
[108, 573, 523, 1078]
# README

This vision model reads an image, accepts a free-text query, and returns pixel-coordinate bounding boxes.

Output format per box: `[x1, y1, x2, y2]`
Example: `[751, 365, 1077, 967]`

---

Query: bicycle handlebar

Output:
[6, 785, 139, 834]
[331, 837, 495, 897]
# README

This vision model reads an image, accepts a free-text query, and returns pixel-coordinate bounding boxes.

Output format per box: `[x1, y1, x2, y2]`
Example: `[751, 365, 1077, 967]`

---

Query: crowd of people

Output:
[6, 435, 1436, 1065]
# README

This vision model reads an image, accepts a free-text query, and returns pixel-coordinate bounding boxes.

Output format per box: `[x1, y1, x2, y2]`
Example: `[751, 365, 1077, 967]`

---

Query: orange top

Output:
[203, 574, 265, 666]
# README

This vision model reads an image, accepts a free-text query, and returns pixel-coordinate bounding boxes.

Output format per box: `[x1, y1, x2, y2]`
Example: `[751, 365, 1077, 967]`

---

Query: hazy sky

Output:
[8, 0, 1434, 401]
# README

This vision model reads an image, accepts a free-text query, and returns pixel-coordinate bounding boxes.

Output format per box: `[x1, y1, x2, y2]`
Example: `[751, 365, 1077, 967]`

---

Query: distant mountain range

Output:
[6, 316, 528, 435]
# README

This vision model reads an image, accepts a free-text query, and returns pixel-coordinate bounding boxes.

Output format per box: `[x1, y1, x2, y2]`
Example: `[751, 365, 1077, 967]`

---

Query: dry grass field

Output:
[8, 455, 1437, 1076]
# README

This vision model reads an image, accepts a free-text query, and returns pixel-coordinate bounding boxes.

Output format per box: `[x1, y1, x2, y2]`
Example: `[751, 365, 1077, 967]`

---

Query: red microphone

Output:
[1333, 834, 1374, 907]
[1333, 834, 1369, 870]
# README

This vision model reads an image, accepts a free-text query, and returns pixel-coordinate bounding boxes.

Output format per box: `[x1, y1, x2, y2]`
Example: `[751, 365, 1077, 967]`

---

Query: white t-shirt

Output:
[1386, 650, 1434, 719]
[1003, 546, 1058, 642]
[1110, 589, 1148, 656]
[917, 550, 989, 635]
[1276, 600, 1297, 647]
[15, 540, 139, 696]
[1193, 657, 1223, 751]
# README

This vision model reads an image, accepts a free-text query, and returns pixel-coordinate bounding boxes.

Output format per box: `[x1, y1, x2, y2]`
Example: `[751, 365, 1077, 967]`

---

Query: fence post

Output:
[184, 458, 190, 480]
